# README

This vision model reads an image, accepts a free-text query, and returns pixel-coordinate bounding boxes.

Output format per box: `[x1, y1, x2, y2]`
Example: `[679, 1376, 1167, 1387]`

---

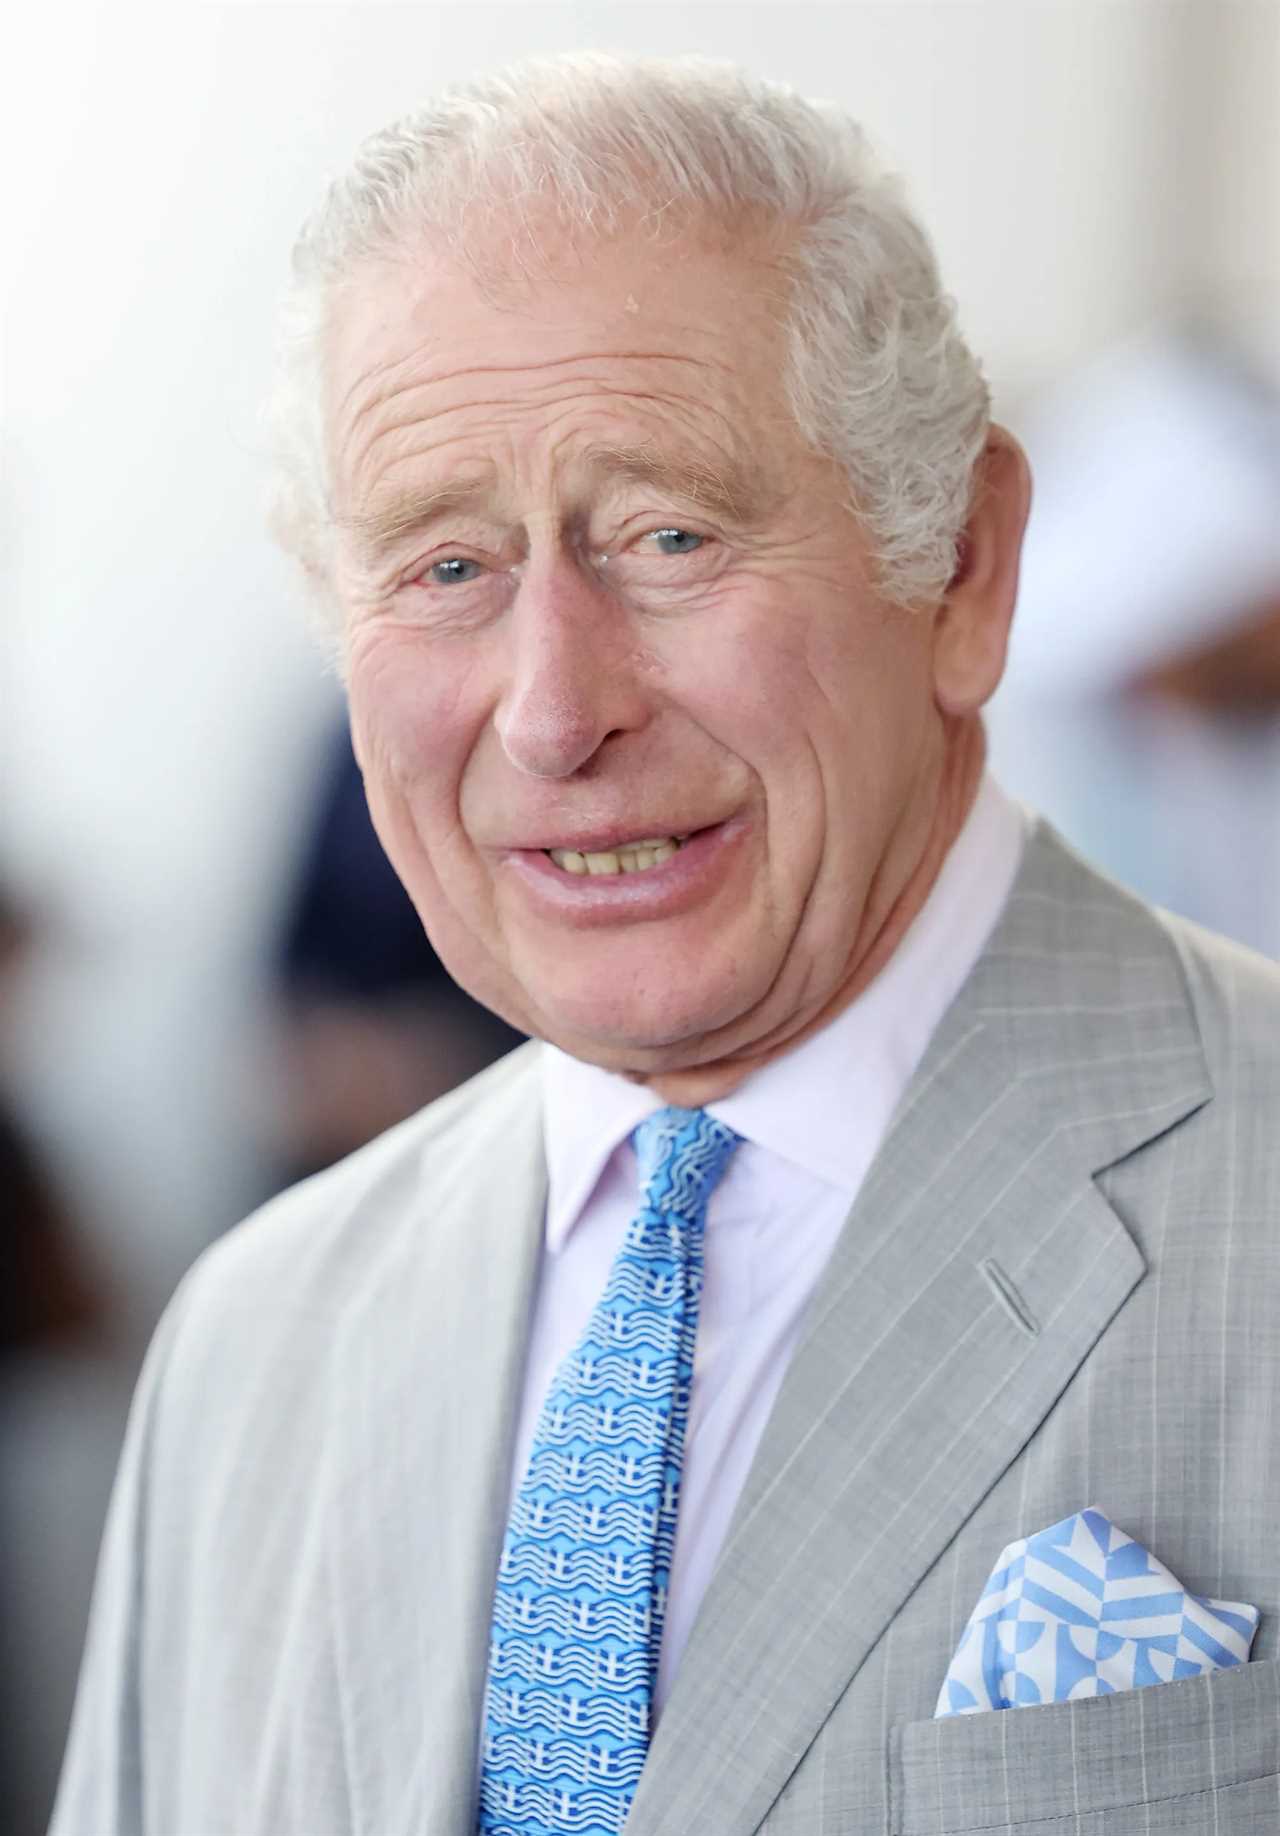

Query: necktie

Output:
[476, 1105, 740, 1836]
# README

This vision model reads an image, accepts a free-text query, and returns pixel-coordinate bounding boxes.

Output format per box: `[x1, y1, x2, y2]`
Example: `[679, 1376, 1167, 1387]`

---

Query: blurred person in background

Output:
[988, 331, 1280, 955]
[0, 888, 106, 1361]
[49, 55, 1280, 1836]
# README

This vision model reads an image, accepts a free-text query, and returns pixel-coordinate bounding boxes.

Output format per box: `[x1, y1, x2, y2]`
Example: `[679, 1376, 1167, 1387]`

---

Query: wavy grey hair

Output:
[269, 52, 990, 630]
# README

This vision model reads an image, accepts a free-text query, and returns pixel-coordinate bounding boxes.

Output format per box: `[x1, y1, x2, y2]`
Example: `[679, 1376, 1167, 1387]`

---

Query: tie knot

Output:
[632, 1106, 740, 1221]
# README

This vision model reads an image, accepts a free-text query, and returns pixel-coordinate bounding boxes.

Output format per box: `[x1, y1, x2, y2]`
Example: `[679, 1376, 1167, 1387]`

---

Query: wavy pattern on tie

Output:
[476, 1106, 739, 1836]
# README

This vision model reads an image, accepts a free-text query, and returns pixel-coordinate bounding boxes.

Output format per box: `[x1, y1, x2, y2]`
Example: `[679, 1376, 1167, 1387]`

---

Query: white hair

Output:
[269, 52, 990, 630]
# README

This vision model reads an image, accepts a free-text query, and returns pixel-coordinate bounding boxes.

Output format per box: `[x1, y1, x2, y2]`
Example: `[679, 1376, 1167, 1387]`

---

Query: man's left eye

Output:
[426, 557, 483, 585]
[642, 528, 705, 556]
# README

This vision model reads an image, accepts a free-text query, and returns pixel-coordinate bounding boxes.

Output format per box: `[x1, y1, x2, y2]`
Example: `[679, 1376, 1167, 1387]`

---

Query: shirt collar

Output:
[540, 774, 1026, 1250]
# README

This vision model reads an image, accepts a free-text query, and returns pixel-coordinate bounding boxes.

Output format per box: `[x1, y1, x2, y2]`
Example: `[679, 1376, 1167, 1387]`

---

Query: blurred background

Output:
[3, 2, 1279, 1827]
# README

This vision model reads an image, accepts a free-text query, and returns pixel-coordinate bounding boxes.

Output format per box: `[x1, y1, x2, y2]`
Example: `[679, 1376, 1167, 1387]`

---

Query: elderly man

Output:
[53, 54, 1280, 1836]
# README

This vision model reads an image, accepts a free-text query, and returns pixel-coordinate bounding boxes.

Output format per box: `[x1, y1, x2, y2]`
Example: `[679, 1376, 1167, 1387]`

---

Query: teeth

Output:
[547, 837, 682, 876]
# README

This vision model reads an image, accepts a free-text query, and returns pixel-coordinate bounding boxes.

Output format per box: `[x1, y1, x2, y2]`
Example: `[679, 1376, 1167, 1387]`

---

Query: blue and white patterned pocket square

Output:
[936, 1506, 1260, 1717]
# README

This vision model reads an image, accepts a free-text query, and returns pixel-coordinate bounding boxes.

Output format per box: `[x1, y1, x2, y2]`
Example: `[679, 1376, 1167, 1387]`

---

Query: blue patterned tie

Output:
[476, 1106, 740, 1836]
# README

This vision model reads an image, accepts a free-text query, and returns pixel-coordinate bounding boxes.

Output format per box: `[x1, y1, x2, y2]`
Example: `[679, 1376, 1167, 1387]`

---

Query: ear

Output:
[931, 425, 1032, 716]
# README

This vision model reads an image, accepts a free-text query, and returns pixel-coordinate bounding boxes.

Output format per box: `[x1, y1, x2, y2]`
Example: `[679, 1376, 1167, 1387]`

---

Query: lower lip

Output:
[500, 818, 745, 925]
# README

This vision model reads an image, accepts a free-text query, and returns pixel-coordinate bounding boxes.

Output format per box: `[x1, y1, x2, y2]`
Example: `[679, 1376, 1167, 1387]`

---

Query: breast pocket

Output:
[889, 1660, 1280, 1834]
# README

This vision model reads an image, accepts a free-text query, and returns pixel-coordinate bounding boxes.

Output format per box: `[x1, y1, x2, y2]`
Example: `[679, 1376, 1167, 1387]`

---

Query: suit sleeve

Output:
[48, 1281, 193, 1836]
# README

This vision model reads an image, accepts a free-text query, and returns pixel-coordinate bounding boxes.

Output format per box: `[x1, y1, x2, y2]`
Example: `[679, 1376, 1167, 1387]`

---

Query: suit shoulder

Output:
[1002, 822, 1278, 1121]
[1019, 817, 1280, 1033]
[1155, 907, 1280, 1081]
[171, 1038, 543, 1335]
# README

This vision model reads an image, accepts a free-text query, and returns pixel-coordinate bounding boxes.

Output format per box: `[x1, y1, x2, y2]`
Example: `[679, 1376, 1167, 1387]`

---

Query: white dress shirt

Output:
[514, 776, 1026, 1713]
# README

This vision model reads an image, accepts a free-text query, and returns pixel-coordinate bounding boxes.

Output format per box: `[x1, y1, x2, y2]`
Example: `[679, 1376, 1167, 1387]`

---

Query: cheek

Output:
[738, 602, 935, 910]
[804, 603, 934, 761]
[347, 630, 484, 818]
[346, 633, 515, 999]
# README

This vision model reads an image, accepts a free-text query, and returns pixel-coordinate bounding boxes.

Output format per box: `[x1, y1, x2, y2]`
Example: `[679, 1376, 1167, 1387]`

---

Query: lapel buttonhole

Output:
[979, 1257, 1040, 1338]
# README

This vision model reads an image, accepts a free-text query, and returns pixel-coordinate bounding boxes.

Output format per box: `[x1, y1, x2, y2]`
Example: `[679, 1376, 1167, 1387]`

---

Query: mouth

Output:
[544, 834, 690, 877]
[503, 815, 744, 924]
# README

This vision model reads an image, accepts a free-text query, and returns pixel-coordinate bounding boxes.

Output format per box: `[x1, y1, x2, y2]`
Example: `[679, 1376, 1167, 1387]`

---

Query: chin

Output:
[525, 964, 760, 1071]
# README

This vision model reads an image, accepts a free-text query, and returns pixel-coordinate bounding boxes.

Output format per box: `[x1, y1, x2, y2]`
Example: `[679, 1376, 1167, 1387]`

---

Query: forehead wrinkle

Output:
[339, 359, 730, 463]
[333, 340, 722, 430]
[335, 368, 708, 505]
[339, 370, 757, 524]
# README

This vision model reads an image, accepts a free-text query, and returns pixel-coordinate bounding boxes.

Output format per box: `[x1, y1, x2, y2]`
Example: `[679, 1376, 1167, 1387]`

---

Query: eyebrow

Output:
[580, 443, 768, 525]
[338, 479, 495, 557]
[339, 443, 768, 559]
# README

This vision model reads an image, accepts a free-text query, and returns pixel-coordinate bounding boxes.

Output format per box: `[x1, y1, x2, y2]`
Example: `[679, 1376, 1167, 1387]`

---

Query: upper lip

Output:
[510, 821, 716, 854]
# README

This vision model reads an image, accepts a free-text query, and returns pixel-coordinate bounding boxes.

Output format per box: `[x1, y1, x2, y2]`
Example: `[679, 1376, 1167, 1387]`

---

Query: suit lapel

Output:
[323, 1046, 547, 1836]
[626, 825, 1212, 1836]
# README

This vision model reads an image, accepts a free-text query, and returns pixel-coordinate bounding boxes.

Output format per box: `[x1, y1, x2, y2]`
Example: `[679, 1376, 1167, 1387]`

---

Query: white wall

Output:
[3, 2, 1277, 1824]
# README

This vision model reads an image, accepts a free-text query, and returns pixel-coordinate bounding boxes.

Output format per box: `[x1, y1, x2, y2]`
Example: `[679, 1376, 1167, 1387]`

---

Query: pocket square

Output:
[936, 1506, 1260, 1717]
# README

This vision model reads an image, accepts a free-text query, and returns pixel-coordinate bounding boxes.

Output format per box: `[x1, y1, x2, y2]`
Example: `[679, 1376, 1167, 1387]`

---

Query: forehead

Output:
[322, 230, 798, 513]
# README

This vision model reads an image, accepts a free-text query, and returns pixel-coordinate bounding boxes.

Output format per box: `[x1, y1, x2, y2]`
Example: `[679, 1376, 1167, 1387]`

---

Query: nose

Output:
[494, 557, 649, 779]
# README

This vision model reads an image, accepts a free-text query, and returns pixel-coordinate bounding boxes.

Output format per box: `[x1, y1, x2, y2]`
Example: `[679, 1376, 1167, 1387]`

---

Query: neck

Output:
[641, 715, 987, 1108]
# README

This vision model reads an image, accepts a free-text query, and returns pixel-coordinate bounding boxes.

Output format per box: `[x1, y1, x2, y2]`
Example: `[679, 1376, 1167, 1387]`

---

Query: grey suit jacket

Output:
[52, 822, 1280, 1835]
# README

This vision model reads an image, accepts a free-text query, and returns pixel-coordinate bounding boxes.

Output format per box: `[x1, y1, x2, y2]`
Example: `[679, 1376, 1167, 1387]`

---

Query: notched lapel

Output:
[626, 826, 1213, 1836]
[323, 1048, 547, 1836]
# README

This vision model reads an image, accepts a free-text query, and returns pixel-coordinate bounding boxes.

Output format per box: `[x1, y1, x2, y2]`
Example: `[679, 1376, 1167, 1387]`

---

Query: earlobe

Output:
[933, 426, 1032, 716]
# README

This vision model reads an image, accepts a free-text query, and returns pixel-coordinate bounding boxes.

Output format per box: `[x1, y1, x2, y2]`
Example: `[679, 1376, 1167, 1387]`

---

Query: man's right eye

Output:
[426, 557, 483, 586]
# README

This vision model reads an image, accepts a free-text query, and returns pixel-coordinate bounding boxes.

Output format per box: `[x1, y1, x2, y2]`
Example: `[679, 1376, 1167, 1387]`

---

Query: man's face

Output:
[327, 228, 946, 1074]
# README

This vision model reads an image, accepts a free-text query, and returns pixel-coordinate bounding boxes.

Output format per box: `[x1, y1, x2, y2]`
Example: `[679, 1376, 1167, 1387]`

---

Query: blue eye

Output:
[428, 557, 482, 585]
[649, 528, 704, 555]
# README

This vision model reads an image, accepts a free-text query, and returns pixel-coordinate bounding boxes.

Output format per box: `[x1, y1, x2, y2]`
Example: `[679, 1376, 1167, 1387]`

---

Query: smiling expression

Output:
[326, 227, 951, 1077]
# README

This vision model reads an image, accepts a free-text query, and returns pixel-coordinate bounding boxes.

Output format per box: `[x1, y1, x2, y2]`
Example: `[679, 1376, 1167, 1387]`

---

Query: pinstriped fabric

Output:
[476, 1107, 739, 1836]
